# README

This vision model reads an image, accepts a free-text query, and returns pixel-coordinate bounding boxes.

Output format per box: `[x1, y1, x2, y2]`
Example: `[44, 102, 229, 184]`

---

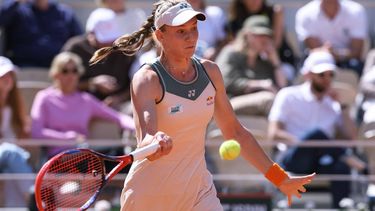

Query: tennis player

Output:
[90, 1, 315, 210]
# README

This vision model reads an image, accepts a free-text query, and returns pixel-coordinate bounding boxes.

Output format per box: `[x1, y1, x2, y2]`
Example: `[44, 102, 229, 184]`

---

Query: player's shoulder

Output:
[132, 63, 160, 87]
[195, 58, 223, 85]
[196, 58, 220, 73]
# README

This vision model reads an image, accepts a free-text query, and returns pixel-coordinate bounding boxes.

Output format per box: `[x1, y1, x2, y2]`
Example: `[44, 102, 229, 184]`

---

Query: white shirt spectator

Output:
[1, 107, 16, 140]
[86, 7, 146, 38]
[295, 0, 368, 50]
[360, 67, 375, 123]
[197, 6, 226, 48]
[195, 5, 227, 57]
[268, 82, 342, 139]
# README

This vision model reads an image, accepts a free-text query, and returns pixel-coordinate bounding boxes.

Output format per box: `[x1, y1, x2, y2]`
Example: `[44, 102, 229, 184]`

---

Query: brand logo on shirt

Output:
[188, 89, 196, 98]
[206, 96, 214, 106]
[169, 104, 183, 114]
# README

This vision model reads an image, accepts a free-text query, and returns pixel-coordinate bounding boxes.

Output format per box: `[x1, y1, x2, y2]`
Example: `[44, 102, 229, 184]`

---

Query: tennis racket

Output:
[34, 134, 160, 211]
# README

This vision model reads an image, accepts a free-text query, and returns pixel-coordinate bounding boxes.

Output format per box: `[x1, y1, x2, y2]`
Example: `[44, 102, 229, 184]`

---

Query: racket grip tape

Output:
[131, 134, 160, 160]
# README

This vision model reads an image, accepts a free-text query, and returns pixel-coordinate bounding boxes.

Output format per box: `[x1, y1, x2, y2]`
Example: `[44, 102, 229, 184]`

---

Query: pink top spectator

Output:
[31, 87, 135, 156]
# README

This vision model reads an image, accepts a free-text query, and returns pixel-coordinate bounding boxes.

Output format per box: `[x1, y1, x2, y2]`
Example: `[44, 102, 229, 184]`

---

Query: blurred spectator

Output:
[363, 49, 375, 75]
[357, 66, 375, 124]
[268, 50, 366, 208]
[62, 8, 138, 112]
[0, 56, 32, 207]
[0, 56, 30, 139]
[216, 16, 287, 116]
[88, 0, 146, 36]
[30, 52, 135, 158]
[227, 0, 296, 80]
[228, 0, 282, 46]
[295, 0, 368, 77]
[0, 0, 83, 67]
[0, 142, 33, 207]
[187, 0, 228, 60]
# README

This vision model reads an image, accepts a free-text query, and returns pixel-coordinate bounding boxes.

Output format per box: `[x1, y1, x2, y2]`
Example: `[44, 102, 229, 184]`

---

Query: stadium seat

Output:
[18, 81, 51, 112]
[331, 82, 357, 107]
[357, 122, 375, 180]
[207, 115, 269, 142]
[334, 69, 359, 89]
[88, 118, 122, 140]
[17, 67, 50, 82]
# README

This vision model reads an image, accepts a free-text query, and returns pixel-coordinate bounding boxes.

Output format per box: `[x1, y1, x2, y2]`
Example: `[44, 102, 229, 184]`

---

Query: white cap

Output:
[0, 56, 17, 77]
[301, 51, 337, 74]
[86, 8, 123, 43]
[154, 1, 206, 29]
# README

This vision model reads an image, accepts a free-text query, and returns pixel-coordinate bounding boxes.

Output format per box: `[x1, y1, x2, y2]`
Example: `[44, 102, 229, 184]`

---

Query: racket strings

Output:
[40, 151, 105, 209]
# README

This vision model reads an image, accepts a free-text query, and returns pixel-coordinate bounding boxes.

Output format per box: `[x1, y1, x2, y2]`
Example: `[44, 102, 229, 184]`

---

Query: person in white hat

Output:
[62, 8, 136, 113]
[0, 56, 33, 207]
[90, 1, 314, 210]
[0, 56, 29, 139]
[89, 0, 146, 38]
[268, 50, 365, 208]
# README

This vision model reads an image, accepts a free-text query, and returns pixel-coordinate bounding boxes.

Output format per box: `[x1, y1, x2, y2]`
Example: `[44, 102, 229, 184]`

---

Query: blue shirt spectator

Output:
[0, 0, 83, 67]
[0, 142, 33, 207]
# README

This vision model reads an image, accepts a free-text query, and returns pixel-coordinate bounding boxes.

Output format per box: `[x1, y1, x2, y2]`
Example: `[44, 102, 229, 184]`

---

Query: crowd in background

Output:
[0, 0, 374, 209]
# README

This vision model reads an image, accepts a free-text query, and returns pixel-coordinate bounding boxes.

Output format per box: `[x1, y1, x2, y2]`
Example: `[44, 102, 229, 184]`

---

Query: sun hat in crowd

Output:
[242, 15, 273, 36]
[0, 56, 17, 77]
[154, 1, 206, 29]
[301, 50, 337, 75]
[86, 8, 123, 43]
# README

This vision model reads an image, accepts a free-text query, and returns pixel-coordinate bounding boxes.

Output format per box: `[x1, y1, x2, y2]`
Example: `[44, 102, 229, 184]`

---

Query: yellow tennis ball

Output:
[219, 139, 241, 160]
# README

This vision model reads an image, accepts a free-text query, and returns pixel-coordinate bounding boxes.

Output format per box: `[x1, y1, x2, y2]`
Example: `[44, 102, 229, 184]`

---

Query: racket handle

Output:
[131, 134, 159, 160]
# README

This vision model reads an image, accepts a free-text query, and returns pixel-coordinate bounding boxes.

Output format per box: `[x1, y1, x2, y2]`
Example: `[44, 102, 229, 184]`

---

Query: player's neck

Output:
[159, 56, 195, 81]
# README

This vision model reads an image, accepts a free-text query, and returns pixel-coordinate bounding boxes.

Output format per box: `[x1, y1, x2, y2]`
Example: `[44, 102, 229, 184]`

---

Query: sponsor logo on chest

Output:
[206, 96, 214, 106]
[169, 104, 183, 114]
[188, 89, 196, 98]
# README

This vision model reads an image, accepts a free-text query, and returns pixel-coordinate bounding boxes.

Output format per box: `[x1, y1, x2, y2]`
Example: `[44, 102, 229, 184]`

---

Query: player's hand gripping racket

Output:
[34, 134, 160, 211]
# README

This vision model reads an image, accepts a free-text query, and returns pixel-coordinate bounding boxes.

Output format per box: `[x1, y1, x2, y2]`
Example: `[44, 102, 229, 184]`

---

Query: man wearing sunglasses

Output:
[268, 50, 366, 208]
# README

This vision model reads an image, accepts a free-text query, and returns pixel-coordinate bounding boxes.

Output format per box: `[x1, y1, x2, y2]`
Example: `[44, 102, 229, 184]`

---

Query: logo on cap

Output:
[179, 3, 189, 9]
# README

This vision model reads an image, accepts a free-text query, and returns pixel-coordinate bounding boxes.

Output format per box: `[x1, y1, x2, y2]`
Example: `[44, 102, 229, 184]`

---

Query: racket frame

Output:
[35, 140, 159, 210]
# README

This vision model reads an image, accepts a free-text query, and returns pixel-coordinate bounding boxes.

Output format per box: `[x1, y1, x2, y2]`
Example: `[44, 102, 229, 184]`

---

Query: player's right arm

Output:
[130, 65, 172, 160]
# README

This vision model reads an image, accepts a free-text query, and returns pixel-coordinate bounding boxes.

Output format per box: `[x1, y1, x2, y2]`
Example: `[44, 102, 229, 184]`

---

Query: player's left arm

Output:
[202, 59, 315, 206]
[201, 59, 273, 174]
